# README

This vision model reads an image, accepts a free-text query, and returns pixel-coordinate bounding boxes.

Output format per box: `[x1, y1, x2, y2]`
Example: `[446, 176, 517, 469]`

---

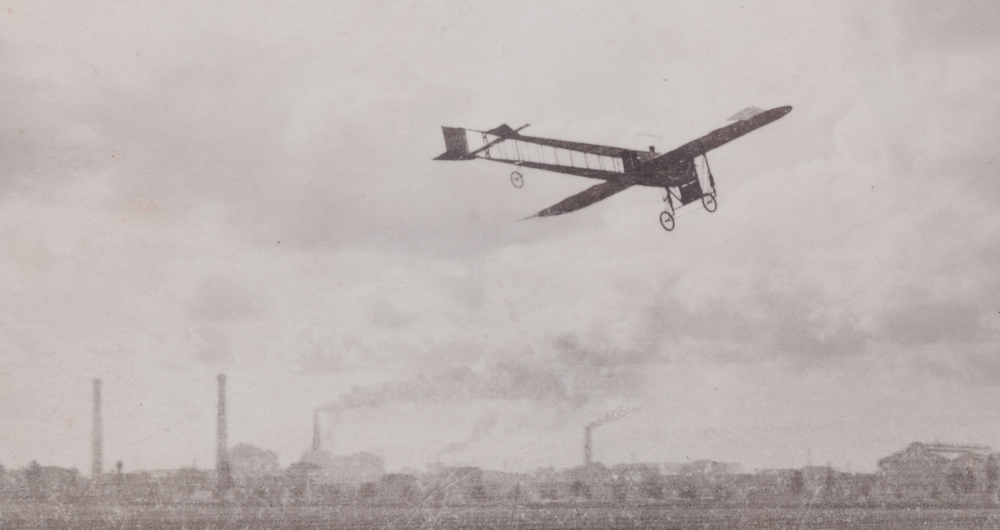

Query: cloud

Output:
[877, 293, 992, 347]
[368, 298, 419, 329]
[193, 326, 232, 364]
[322, 350, 647, 415]
[895, 0, 1000, 51]
[293, 332, 376, 374]
[186, 275, 263, 322]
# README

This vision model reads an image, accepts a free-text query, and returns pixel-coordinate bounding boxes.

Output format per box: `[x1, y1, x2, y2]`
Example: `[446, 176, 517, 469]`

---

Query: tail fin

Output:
[434, 127, 476, 160]
[727, 106, 765, 122]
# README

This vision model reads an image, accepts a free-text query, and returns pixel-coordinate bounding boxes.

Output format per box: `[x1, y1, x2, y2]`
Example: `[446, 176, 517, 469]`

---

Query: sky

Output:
[1, 0, 999, 475]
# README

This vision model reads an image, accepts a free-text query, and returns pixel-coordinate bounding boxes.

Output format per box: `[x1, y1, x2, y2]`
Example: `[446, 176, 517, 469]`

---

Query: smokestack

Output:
[312, 409, 321, 451]
[91, 379, 102, 479]
[584, 425, 592, 466]
[216, 374, 231, 488]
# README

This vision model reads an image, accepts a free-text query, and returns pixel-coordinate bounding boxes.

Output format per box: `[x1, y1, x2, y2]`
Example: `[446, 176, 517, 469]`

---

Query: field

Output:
[4, 504, 1000, 529]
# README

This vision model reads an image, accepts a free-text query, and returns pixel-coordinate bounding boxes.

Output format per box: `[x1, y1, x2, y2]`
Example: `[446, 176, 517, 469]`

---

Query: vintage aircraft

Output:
[434, 105, 792, 231]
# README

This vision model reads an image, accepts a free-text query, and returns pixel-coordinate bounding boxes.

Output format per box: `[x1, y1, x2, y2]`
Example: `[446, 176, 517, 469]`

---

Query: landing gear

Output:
[661, 189, 676, 232]
[700, 152, 717, 213]
[702, 193, 717, 212]
[510, 171, 524, 188]
[659, 211, 675, 231]
[660, 151, 719, 231]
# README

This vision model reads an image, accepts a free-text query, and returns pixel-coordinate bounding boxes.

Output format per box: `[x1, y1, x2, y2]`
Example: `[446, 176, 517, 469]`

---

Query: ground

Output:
[3, 504, 1000, 529]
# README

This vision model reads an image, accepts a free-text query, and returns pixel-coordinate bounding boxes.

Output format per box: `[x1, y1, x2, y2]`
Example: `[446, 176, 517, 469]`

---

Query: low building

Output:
[875, 442, 998, 503]
[298, 449, 384, 485]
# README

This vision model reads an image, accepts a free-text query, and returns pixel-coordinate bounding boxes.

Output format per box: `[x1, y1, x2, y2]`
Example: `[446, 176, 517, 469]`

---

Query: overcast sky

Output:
[1, 0, 999, 474]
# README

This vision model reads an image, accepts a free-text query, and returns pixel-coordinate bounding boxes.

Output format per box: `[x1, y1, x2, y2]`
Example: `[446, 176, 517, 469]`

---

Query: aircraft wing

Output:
[648, 105, 793, 169]
[530, 177, 636, 218]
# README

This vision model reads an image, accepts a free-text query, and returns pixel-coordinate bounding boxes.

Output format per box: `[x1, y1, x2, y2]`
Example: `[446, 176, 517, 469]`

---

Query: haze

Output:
[1, 0, 999, 475]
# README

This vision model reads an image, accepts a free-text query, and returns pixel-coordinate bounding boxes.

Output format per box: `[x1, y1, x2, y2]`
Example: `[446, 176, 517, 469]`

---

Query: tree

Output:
[947, 467, 976, 495]
[988, 456, 999, 493]
[358, 481, 377, 502]
[790, 470, 804, 496]
[570, 479, 590, 498]
[612, 480, 628, 502]
[229, 443, 280, 479]
[642, 474, 664, 500]
[679, 478, 698, 499]
[510, 483, 522, 504]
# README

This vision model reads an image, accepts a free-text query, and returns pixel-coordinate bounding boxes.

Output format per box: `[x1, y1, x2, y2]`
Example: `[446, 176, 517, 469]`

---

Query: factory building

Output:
[875, 442, 998, 502]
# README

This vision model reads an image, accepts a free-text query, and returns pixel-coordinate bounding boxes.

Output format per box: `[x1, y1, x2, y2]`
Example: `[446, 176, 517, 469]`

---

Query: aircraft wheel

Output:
[702, 193, 717, 213]
[659, 211, 675, 232]
[510, 171, 524, 188]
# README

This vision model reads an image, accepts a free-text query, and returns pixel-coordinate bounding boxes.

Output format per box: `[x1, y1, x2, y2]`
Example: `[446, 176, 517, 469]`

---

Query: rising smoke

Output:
[320, 354, 645, 415]
[436, 414, 499, 458]
[315, 335, 652, 458]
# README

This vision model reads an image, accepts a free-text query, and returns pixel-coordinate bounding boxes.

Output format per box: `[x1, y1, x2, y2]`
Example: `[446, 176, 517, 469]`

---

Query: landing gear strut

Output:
[510, 171, 524, 188]
[660, 153, 719, 231]
[700, 153, 717, 213]
[660, 188, 676, 232]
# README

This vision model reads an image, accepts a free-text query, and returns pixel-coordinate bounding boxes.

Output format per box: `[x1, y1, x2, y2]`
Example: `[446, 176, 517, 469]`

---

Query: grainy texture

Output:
[4, 505, 1000, 530]
[2, 1, 1000, 528]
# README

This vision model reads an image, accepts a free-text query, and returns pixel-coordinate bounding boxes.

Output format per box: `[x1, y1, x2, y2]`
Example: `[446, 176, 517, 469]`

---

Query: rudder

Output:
[434, 127, 475, 160]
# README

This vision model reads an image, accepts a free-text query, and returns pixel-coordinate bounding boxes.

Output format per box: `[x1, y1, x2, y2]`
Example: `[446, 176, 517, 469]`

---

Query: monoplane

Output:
[434, 105, 792, 231]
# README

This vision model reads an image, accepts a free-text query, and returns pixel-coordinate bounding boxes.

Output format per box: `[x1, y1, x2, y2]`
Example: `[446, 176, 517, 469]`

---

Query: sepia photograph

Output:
[1, 1, 999, 528]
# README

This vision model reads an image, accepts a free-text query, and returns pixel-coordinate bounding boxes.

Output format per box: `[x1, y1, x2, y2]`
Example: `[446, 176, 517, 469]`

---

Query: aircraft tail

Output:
[433, 127, 476, 160]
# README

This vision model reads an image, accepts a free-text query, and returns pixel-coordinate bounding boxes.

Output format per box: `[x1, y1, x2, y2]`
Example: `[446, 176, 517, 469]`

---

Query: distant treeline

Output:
[1, 459, 998, 508]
